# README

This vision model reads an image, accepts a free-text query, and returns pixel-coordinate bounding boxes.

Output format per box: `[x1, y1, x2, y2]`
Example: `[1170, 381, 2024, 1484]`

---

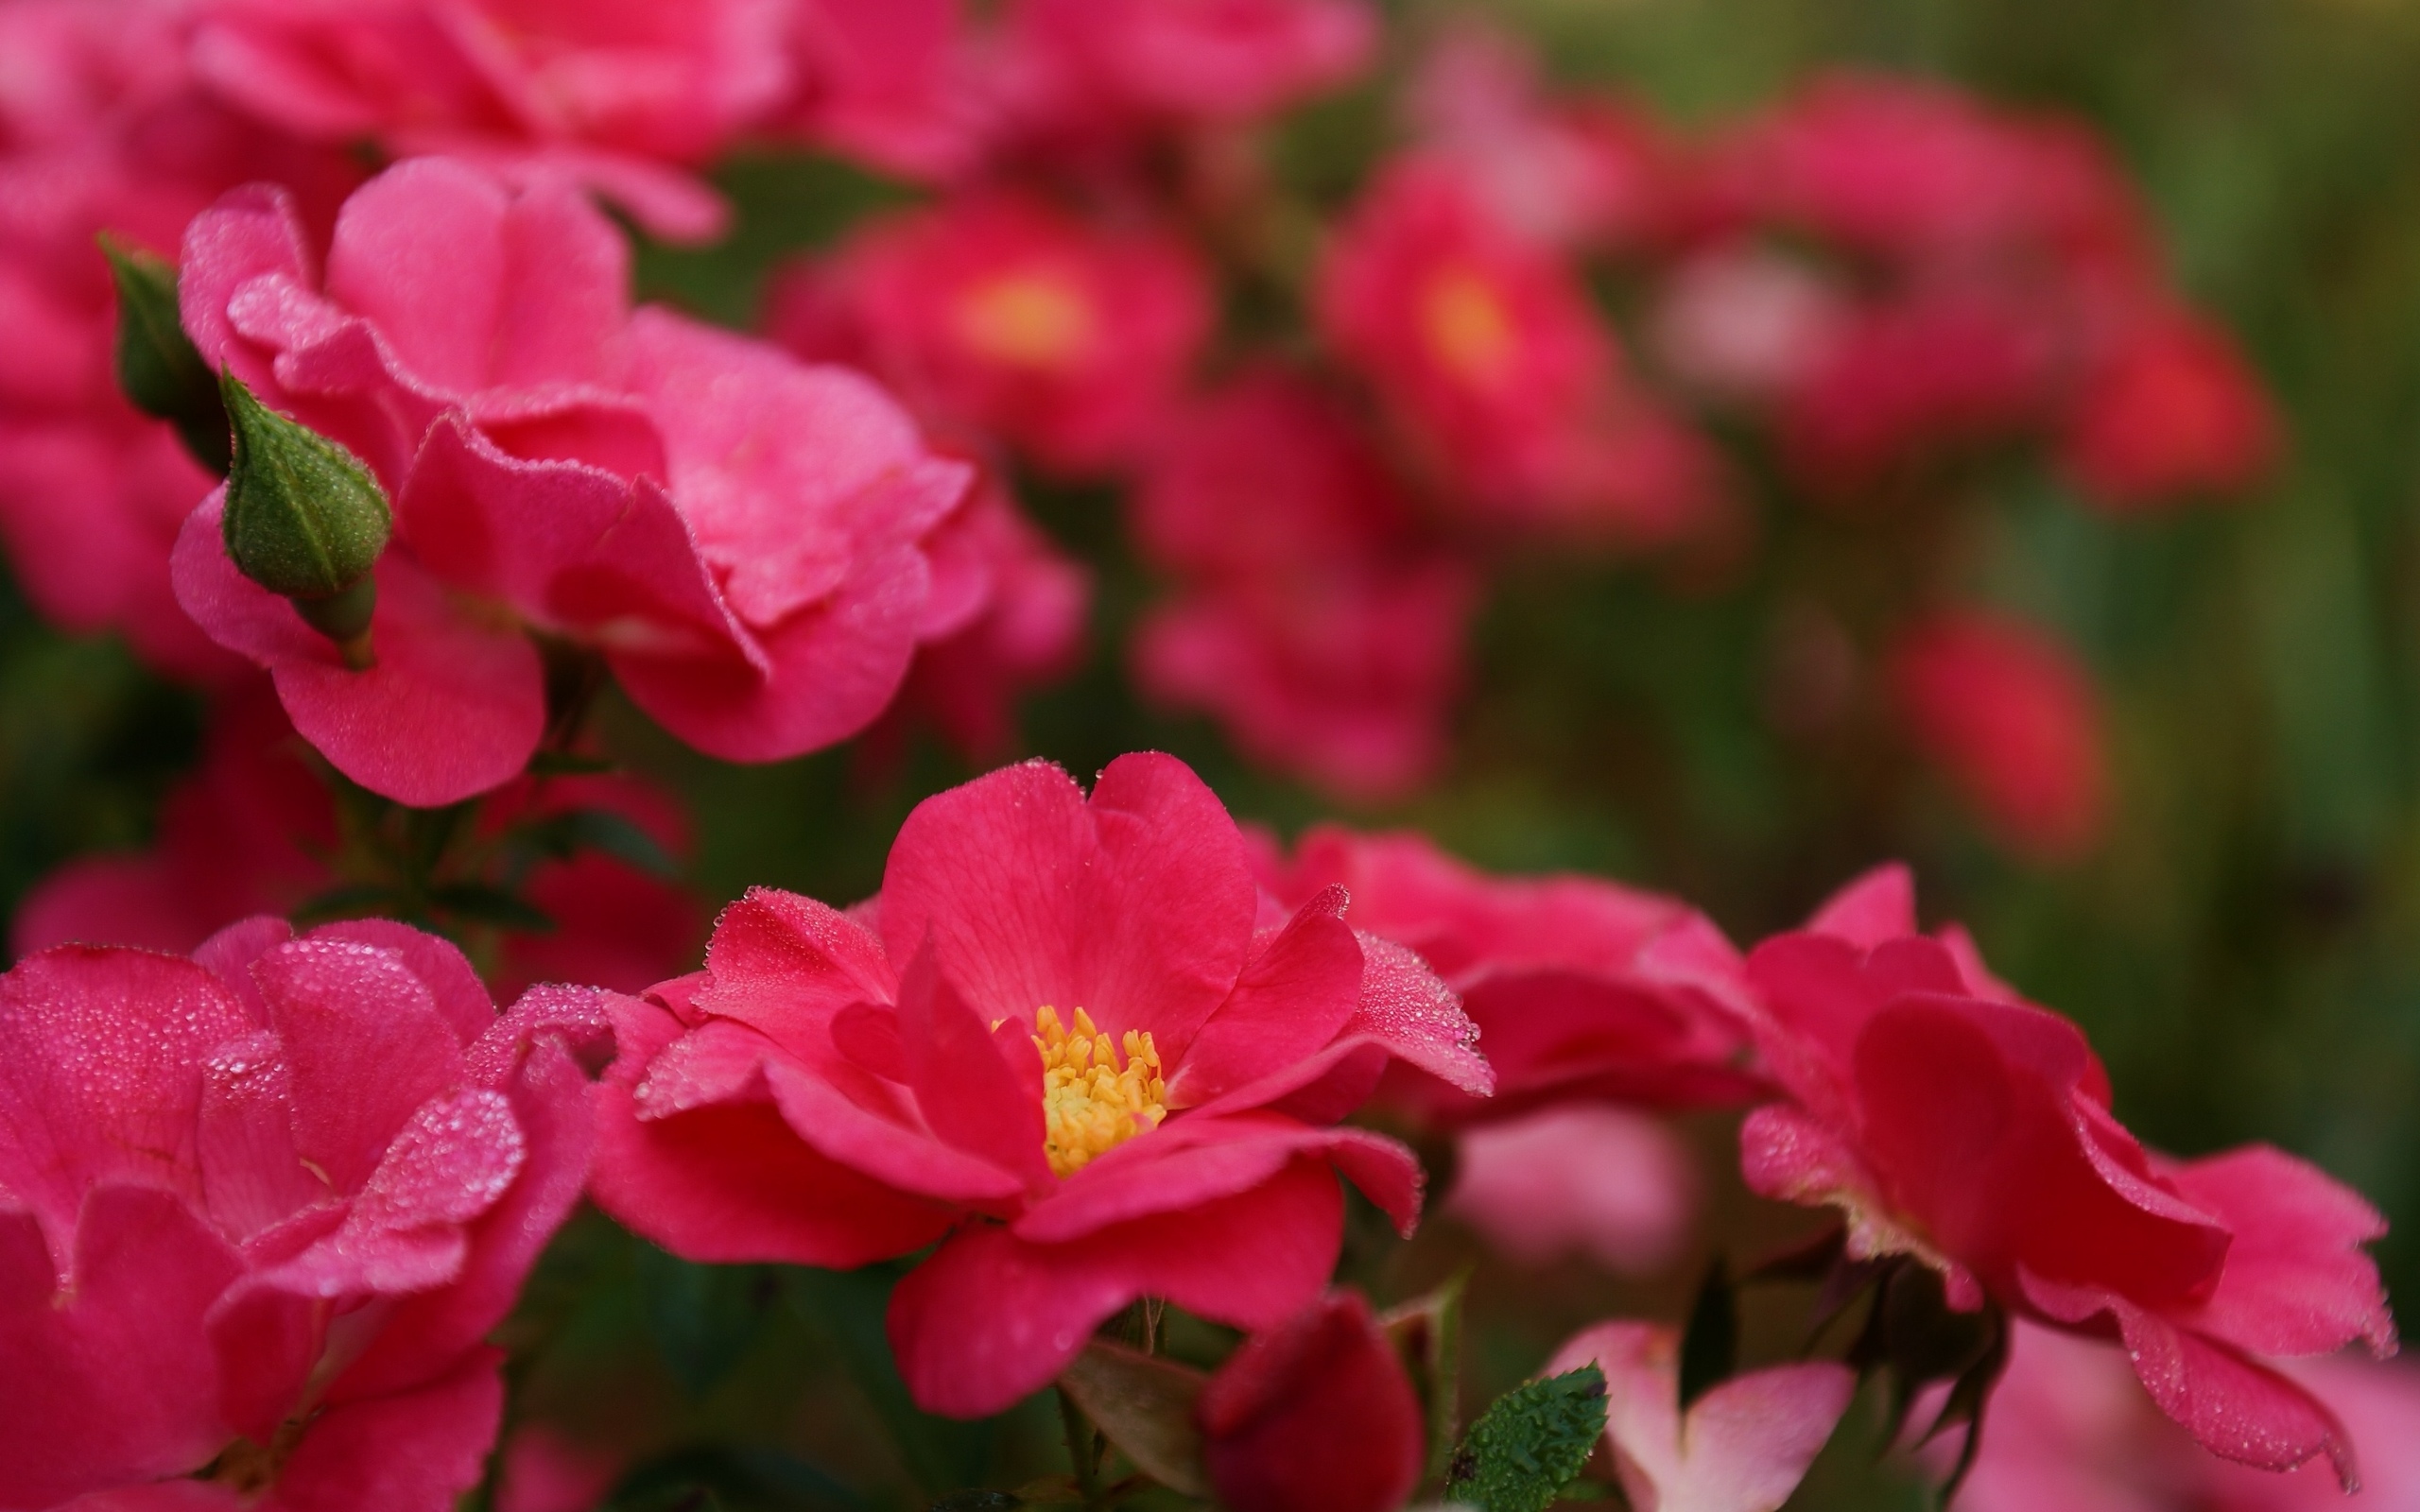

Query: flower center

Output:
[1422, 267, 1520, 389]
[956, 271, 1099, 369]
[1032, 1005, 1166, 1177]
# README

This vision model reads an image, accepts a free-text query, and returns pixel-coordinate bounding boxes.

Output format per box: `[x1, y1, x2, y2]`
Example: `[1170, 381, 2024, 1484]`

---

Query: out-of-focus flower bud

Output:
[1197, 1290, 1426, 1512]
[218, 373, 389, 668]
[100, 236, 231, 473]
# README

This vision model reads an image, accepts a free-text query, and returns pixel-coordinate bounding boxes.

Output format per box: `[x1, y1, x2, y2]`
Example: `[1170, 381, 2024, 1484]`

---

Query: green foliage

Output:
[1445, 1366, 1610, 1512]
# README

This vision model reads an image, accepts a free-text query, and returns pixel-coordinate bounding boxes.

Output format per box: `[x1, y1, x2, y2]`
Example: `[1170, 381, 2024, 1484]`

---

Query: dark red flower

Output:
[1197, 1290, 1426, 1512]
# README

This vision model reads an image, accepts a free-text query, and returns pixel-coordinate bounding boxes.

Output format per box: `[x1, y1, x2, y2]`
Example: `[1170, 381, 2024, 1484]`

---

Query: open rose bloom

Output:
[1738, 866, 2396, 1482]
[591, 752, 1490, 1417]
[0, 919, 610, 1511]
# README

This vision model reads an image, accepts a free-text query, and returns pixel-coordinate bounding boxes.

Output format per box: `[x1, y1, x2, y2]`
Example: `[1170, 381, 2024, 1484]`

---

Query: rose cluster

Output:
[0, 1, 2402, 1510]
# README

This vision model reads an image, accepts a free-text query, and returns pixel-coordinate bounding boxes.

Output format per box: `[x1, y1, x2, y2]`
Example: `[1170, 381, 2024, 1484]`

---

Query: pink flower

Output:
[769, 191, 1212, 474]
[1738, 864, 2397, 1484]
[784, 0, 987, 180]
[493, 1425, 627, 1512]
[1952, 1322, 2420, 1512]
[188, 0, 798, 240]
[1253, 824, 1763, 1121]
[1317, 156, 1723, 545]
[1128, 369, 1477, 800]
[1403, 21, 1685, 252]
[889, 472, 1090, 758]
[1446, 1105, 1699, 1275]
[1452, 1098, 1703, 1277]
[1546, 1321, 1856, 1512]
[588, 753, 1491, 1418]
[0, 0, 359, 678]
[1649, 246, 1850, 405]
[173, 158, 972, 804]
[1197, 1290, 1426, 1512]
[2059, 307, 2280, 512]
[0, 918, 613, 1511]
[1887, 610, 2110, 862]
[12, 683, 704, 1005]
[999, 0, 1377, 131]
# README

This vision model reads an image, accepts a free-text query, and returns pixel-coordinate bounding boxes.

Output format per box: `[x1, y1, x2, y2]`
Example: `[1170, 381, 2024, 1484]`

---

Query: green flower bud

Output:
[99, 235, 231, 474]
[219, 374, 391, 671]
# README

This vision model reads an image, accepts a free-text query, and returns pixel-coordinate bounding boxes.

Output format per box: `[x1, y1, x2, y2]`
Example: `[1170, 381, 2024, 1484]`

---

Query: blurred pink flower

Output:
[2060, 306, 2281, 512]
[174, 158, 971, 803]
[0, 919, 613, 1512]
[769, 190, 1211, 473]
[1953, 1322, 2420, 1512]
[999, 0, 1377, 134]
[493, 1425, 626, 1512]
[1888, 610, 2110, 862]
[1129, 369, 1477, 800]
[1317, 156, 1724, 545]
[188, 0, 798, 240]
[1650, 246, 1849, 405]
[1446, 1104, 1700, 1274]
[1740, 865, 2396, 1485]
[1253, 823, 1764, 1121]
[588, 754, 1490, 1418]
[0, 0, 359, 677]
[1546, 1320, 1856, 1512]
[1198, 1290, 1426, 1512]
[11, 686, 704, 1004]
[784, 0, 988, 180]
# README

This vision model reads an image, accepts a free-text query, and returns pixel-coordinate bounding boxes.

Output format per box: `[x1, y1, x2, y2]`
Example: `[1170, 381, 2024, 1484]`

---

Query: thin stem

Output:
[1058, 1385, 1103, 1506]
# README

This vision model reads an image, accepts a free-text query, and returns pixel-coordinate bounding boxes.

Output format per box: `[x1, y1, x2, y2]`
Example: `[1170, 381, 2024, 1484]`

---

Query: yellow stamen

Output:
[954, 271, 1098, 369]
[1032, 1005, 1166, 1177]
[1421, 267, 1519, 389]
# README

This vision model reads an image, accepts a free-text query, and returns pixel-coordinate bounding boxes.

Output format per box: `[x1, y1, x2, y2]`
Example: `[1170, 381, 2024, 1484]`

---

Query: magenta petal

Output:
[180, 183, 314, 384]
[196, 1031, 326, 1245]
[1119, 1157, 1347, 1332]
[0, 946, 251, 1247]
[761, 1057, 1028, 1207]
[692, 886, 897, 1058]
[2166, 1144, 2395, 1359]
[591, 998, 953, 1266]
[897, 940, 1052, 1190]
[1016, 1118, 1419, 1243]
[1803, 863, 1918, 946]
[172, 496, 546, 807]
[393, 418, 637, 622]
[323, 159, 510, 394]
[311, 919, 497, 1047]
[888, 1220, 1138, 1418]
[252, 936, 468, 1194]
[2115, 1306, 2357, 1486]
[1172, 893, 1363, 1107]
[263, 1349, 505, 1512]
[0, 1188, 245, 1509]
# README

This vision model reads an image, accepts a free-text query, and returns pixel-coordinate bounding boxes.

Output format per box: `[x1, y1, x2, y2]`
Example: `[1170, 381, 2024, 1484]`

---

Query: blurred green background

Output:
[8, 0, 2419, 1504]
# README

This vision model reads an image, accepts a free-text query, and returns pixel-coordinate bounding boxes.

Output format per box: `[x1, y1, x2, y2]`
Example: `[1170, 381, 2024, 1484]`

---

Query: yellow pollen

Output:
[1421, 267, 1520, 389]
[954, 271, 1098, 369]
[1032, 1005, 1166, 1177]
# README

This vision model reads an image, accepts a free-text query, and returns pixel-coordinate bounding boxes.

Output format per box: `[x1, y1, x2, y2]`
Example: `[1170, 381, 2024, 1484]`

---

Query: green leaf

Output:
[511, 806, 680, 877]
[635, 1246, 775, 1400]
[790, 1267, 997, 1495]
[428, 883, 556, 933]
[1445, 1365, 1609, 1512]
[1677, 1259, 1738, 1415]
[1054, 1340, 1208, 1495]
[1381, 1269, 1471, 1492]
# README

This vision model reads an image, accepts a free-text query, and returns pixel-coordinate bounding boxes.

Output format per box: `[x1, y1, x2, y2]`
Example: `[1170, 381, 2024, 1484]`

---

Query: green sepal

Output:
[100, 235, 230, 473]
[219, 373, 391, 600]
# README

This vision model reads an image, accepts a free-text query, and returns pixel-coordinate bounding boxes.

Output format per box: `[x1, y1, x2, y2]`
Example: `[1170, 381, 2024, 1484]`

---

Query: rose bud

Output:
[1197, 1290, 1426, 1512]
[218, 373, 390, 668]
[101, 236, 231, 473]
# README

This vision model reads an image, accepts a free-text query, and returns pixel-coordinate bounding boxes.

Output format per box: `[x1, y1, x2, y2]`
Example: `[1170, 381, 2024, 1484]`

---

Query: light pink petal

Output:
[493, 177, 631, 387]
[323, 159, 512, 395]
[2165, 1144, 2394, 1358]
[0, 1189, 245, 1509]
[1014, 1116, 1418, 1243]
[195, 916, 299, 1025]
[2114, 1304, 2356, 1486]
[251, 936, 468, 1194]
[1448, 1105, 1698, 1273]
[180, 182, 316, 384]
[264, 1348, 504, 1512]
[394, 417, 641, 622]
[172, 494, 546, 807]
[590, 997, 953, 1266]
[890, 1158, 1345, 1418]
[0, 946, 251, 1247]
[1170, 890, 1363, 1107]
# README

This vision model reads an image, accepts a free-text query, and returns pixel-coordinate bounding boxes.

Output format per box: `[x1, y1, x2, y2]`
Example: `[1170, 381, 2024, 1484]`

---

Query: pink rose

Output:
[2059, 306, 2281, 512]
[589, 753, 1492, 1417]
[1197, 1291, 1426, 1512]
[999, 0, 1377, 133]
[1446, 1105, 1701, 1274]
[173, 158, 972, 804]
[0, 919, 614, 1511]
[1738, 865, 2396, 1483]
